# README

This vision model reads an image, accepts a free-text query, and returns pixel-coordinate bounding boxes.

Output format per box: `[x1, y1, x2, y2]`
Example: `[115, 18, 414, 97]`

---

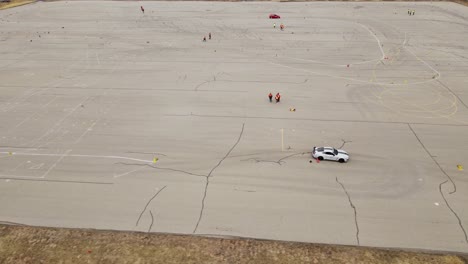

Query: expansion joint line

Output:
[439, 181, 468, 244]
[336, 177, 360, 246]
[407, 124, 456, 194]
[193, 123, 245, 234]
[136, 186, 167, 227]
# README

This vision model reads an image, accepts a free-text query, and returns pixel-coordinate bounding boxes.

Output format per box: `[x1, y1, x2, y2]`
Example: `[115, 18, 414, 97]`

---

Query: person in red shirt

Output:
[140, 6, 145, 13]
[275, 93, 281, 103]
[268, 92, 273, 102]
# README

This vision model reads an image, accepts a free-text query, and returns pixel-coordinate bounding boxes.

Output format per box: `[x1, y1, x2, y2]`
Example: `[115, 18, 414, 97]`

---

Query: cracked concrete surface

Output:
[440, 181, 468, 244]
[336, 177, 360, 246]
[193, 123, 245, 233]
[1, 1, 468, 253]
[136, 186, 166, 227]
[241, 152, 310, 166]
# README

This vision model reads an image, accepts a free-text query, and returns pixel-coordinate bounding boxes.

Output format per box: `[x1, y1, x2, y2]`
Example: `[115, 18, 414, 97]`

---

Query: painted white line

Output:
[11, 161, 27, 172]
[113, 167, 145, 178]
[0, 151, 153, 164]
[29, 163, 45, 170]
[11, 96, 58, 130]
[26, 97, 90, 148]
[74, 120, 98, 144]
[40, 149, 72, 178]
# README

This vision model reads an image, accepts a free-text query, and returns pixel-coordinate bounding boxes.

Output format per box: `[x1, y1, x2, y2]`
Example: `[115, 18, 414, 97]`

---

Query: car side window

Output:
[325, 152, 334, 156]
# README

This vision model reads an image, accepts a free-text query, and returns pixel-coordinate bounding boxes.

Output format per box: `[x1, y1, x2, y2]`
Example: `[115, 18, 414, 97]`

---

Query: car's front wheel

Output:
[338, 158, 345, 163]
[318, 156, 324, 161]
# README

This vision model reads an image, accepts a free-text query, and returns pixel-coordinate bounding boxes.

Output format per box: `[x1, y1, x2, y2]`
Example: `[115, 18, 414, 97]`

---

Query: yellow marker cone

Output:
[457, 165, 463, 171]
[153, 157, 158, 164]
[8, 152, 12, 156]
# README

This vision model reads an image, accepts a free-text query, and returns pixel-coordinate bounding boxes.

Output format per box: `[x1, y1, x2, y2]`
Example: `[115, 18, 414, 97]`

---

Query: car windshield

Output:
[317, 147, 324, 152]
[333, 149, 338, 155]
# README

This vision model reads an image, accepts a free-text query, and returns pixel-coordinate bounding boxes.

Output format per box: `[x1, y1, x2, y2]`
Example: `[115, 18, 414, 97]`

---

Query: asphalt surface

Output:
[0, 0, 467, 253]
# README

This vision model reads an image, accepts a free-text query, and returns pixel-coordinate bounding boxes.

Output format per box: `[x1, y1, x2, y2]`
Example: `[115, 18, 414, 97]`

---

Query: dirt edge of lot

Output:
[2, 0, 468, 9]
[0, 224, 467, 264]
[0, 0, 34, 10]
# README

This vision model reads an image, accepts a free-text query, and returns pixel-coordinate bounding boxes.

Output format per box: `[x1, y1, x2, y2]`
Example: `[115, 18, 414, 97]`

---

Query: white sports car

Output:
[312, 147, 349, 163]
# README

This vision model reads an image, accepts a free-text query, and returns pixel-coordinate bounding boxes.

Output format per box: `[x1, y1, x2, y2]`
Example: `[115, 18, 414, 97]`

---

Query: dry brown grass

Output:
[0, 0, 35, 10]
[0, 225, 467, 264]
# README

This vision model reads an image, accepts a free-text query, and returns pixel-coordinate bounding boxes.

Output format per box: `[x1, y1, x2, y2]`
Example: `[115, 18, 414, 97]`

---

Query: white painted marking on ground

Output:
[26, 97, 90, 148]
[40, 149, 72, 178]
[74, 120, 98, 144]
[29, 163, 45, 170]
[113, 167, 145, 178]
[359, 24, 386, 60]
[0, 151, 153, 164]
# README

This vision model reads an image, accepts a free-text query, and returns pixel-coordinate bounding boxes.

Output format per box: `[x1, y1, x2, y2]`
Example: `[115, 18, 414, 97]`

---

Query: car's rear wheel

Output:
[338, 158, 345, 163]
[318, 156, 324, 161]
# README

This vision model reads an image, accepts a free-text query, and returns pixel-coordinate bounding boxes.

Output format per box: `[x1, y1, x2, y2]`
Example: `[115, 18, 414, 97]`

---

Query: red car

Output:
[269, 14, 281, 19]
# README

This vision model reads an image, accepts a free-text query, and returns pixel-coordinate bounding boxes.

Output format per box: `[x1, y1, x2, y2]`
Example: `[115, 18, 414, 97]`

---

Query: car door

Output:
[323, 151, 336, 161]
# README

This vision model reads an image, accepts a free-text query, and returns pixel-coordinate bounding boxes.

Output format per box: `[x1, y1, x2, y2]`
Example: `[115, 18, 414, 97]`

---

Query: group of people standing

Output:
[268, 93, 281, 103]
[273, 23, 285, 31]
[408, 9, 415, 16]
[203, 33, 212, 42]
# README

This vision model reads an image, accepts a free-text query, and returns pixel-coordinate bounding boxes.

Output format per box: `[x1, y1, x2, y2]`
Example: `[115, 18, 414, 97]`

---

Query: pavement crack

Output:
[277, 152, 310, 163]
[408, 124, 456, 193]
[336, 177, 360, 246]
[148, 210, 155, 233]
[193, 123, 245, 234]
[439, 180, 468, 244]
[437, 80, 468, 110]
[242, 152, 310, 166]
[242, 158, 284, 165]
[136, 186, 167, 227]
[338, 139, 352, 149]
[115, 162, 205, 177]
[194, 80, 213, 91]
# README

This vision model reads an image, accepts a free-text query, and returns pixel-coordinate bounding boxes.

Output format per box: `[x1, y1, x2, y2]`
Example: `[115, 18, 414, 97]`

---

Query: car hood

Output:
[337, 150, 349, 156]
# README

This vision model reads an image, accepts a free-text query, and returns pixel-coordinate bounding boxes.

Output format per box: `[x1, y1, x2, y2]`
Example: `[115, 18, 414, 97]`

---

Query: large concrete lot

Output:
[1, 0, 468, 253]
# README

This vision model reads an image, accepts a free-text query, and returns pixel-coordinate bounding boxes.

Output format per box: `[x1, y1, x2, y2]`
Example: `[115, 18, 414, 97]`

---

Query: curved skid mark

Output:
[358, 23, 386, 60]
